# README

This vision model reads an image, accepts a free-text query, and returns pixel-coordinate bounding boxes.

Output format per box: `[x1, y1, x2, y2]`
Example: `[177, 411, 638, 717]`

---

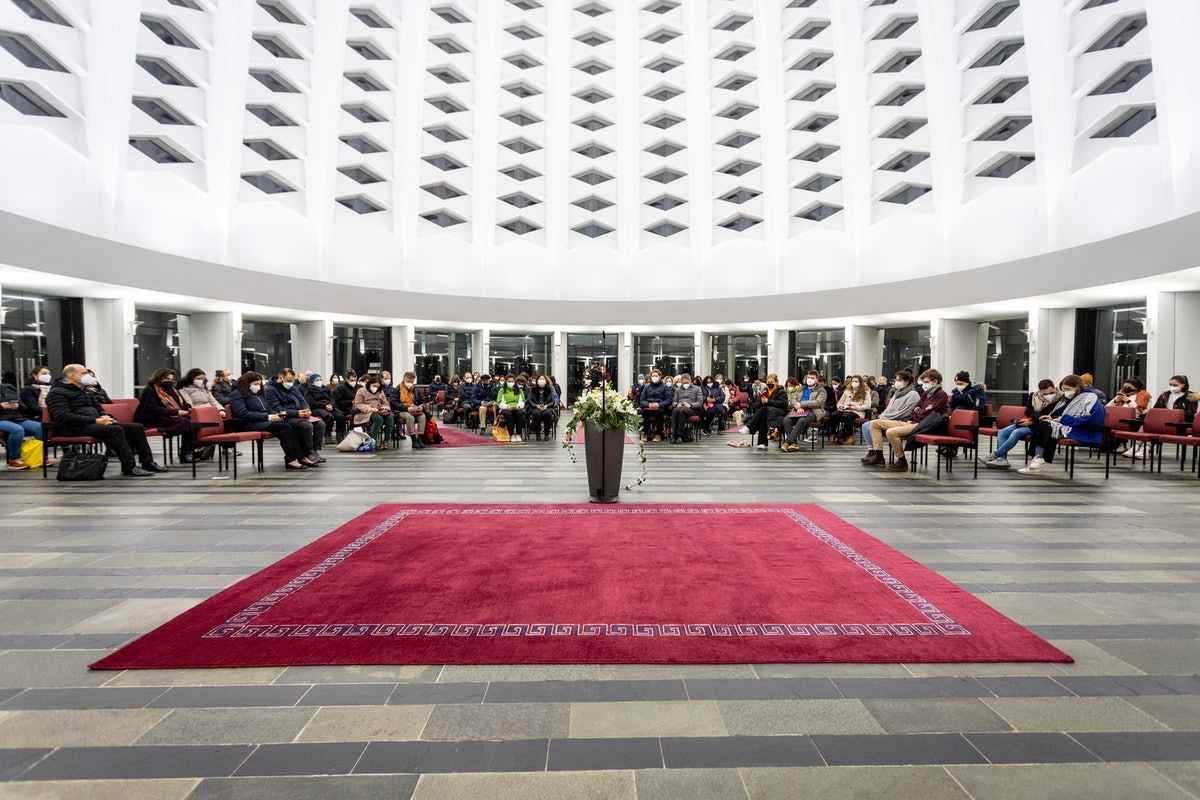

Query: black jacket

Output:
[0, 384, 29, 422]
[45, 381, 106, 435]
[331, 382, 358, 416]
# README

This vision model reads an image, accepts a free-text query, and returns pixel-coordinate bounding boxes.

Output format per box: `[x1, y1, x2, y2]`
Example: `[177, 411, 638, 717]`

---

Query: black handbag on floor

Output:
[56, 450, 108, 481]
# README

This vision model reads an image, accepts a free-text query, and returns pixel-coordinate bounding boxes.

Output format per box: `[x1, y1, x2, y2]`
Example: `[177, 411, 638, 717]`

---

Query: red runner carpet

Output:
[91, 504, 1071, 669]
[434, 426, 501, 448]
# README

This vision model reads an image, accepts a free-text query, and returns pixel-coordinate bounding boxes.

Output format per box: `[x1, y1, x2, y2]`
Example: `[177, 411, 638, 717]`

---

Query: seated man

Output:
[739, 373, 788, 450]
[861, 369, 920, 467]
[395, 372, 427, 449]
[669, 373, 704, 443]
[265, 369, 326, 462]
[475, 374, 498, 434]
[638, 370, 672, 442]
[45, 364, 167, 477]
[868, 369, 949, 472]
[781, 370, 827, 451]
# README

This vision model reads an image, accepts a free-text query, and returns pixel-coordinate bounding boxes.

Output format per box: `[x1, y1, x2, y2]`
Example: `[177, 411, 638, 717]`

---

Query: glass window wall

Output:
[414, 330, 472, 384]
[983, 318, 1029, 405]
[488, 334, 551, 379]
[567, 332, 617, 402]
[710, 334, 767, 382]
[243, 319, 294, 377]
[332, 325, 389, 377]
[790, 329, 845, 382]
[881, 325, 931, 379]
[634, 335, 695, 380]
[0, 291, 49, 386]
[133, 309, 181, 388]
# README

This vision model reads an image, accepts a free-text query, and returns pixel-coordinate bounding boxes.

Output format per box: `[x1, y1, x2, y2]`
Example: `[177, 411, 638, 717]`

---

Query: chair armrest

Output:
[1165, 421, 1192, 432]
[979, 415, 996, 427]
[1118, 418, 1143, 430]
[190, 421, 220, 431]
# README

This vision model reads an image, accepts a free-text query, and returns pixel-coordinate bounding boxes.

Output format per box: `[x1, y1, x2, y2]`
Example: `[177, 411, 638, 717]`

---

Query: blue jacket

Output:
[264, 379, 310, 418]
[1055, 386, 1107, 445]
[704, 383, 726, 406]
[950, 383, 988, 413]
[229, 391, 277, 431]
[473, 381, 498, 403]
[639, 380, 672, 410]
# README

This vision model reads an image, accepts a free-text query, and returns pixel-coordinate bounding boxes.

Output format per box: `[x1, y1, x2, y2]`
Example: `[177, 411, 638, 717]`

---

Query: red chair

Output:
[1159, 416, 1200, 478]
[979, 405, 1026, 453]
[1058, 405, 1135, 479]
[103, 402, 169, 463]
[40, 407, 100, 479]
[911, 409, 980, 479]
[222, 404, 271, 472]
[189, 406, 264, 479]
[1111, 408, 1186, 473]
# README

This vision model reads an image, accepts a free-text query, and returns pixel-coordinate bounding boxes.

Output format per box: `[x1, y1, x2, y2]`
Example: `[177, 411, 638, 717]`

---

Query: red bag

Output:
[424, 415, 443, 444]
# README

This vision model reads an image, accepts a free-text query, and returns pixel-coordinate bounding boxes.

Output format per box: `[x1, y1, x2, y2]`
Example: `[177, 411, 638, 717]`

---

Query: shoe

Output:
[7, 459, 30, 471]
[755, 444, 768, 450]
[653, 435, 662, 442]
[479, 428, 486, 436]
[412, 438, 426, 449]
[807, 432, 818, 443]
[377, 442, 389, 451]
[781, 443, 798, 452]
[123, 466, 154, 477]
[285, 463, 309, 471]
[179, 452, 195, 464]
[641, 435, 648, 442]
[512, 436, 522, 443]
[142, 462, 169, 473]
[1017, 456, 1045, 475]
[681, 436, 693, 443]
[861, 451, 884, 466]
[300, 459, 321, 468]
[887, 457, 908, 472]
[738, 426, 750, 435]
[311, 453, 327, 462]
[984, 457, 1010, 469]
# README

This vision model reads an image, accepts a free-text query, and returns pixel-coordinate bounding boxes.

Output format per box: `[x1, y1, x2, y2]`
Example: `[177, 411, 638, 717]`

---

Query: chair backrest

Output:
[109, 398, 138, 406]
[1142, 407, 1185, 435]
[190, 405, 223, 442]
[1104, 405, 1137, 428]
[983, 403, 993, 418]
[947, 409, 979, 443]
[103, 403, 135, 424]
[994, 405, 1025, 428]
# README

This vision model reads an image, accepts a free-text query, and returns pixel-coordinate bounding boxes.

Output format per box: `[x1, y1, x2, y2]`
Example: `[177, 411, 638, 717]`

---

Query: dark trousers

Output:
[670, 406, 698, 439]
[529, 408, 554, 436]
[702, 405, 727, 431]
[641, 408, 667, 437]
[783, 413, 820, 444]
[1029, 420, 1060, 463]
[826, 410, 860, 437]
[498, 408, 522, 436]
[264, 421, 305, 462]
[746, 407, 782, 446]
[285, 417, 324, 453]
[81, 422, 154, 472]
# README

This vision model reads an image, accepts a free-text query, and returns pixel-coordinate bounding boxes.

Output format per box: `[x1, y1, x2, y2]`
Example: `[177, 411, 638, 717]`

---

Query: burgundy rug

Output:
[434, 426, 502, 448]
[91, 504, 1071, 669]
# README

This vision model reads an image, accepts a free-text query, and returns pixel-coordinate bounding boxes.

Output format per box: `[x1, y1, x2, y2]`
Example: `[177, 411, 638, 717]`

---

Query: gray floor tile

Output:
[964, 732, 1101, 763]
[422, 703, 570, 741]
[1055, 675, 1200, 697]
[1123, 696, 1200, 730]
[387, 683, 487, 706]
[570, 700, 728, 738]
[20, 744, 255, 780]
[811, 733, 988, 766]
[0, 687, 169, 710]
[296, 683, 397, 706]
[977, 676, 1076, 697]
[355, 739, 549, 774]
[232, 741, 367, 776]
[412, 771, 635, 800]
[742, 766, 972, 800]
[862, 699, 1013, 733]
[1150, 762, 1200, 797]
[147, 685, 310, 709]
[294, 705, 433, 742]
[832, 676, 989, 699]
[684, 677, 840, 700]
[949, 763, 1196, 800]
[634, 768, 749, 800]
[187, 775, 417, 800]
[483, 679, 686, 704]
[1071, 731, 1200, 762]
[0, 708, 170, 747]
[0, 748, 51, 780]
[982, 697, 1171, 732]
[0, 778, 200, 800]
[136, 707, 318, 745]
[548, 737, 663, 771]
[660, 735, 822, 768]
[718, 699, 884, 736]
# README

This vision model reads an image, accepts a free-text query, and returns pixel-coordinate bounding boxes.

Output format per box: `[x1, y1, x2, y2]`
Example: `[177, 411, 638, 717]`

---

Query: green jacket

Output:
[496, 385, 524, 409]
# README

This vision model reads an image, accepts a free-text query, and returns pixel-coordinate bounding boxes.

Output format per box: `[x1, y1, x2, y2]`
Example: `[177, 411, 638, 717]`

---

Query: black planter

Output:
[583, 421, 625, 503]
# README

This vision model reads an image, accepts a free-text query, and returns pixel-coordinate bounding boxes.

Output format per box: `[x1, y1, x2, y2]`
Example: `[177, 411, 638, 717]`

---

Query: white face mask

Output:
[637, 379, 645, 386]
[194, 379, 206, 388]
[1062, 389, 1077, 399]
[956, 384, 967, 391]
[81, 375, 99, 386]
[1169, 385, 1183, 395]
[681, 382, 691, 388]
[537, 379, 546, 387]
[506, 382, 515, 388]
[282, 381, 294, 390]
[851, 382, 860, 389]
[650, 376, 660, 384]
[383, 379, 392, 386]
[893, 381, 905, 390]
[1042, 392, 1058, 400]
[37, 373, 51, 384]
[368, 386, 379, 394]
[806, 378, 816, 387]
[464, 377, 472, 383]
[920, 381, 934, 392]
[250, 384, 262, 394]
[404, 381, 413, 389]
[314, 381, 323, 388]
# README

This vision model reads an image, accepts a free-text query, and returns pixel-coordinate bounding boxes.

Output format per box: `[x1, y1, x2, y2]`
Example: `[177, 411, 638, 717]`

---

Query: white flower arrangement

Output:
[562, 383, 648, 488]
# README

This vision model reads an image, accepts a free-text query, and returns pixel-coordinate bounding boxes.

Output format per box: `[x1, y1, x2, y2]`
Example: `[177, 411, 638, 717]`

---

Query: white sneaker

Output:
[512, 436, 521, 443]
[1017, 456, 1045, 475]
[984, 457, 1010, 469]
[979, 452, 996, 464]
[755, 444, 768, 450]
[738, 426, 751, 435]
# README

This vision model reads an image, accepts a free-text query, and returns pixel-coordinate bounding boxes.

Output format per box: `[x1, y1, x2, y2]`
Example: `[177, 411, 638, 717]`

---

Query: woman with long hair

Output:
[228, 372, 315, 470]
[826, 375, 872, 445]
[135, 367, 195, 462]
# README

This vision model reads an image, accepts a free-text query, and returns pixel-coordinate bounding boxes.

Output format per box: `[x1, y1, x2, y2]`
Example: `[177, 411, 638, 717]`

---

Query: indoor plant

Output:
[562, 383, 647, 501]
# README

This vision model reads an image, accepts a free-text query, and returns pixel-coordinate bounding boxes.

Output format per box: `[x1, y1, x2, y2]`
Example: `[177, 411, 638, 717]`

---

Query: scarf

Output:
[155, 383, 181, 411]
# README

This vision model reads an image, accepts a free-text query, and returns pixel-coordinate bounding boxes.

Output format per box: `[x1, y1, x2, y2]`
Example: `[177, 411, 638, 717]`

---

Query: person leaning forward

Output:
[45, 364, 168, 477]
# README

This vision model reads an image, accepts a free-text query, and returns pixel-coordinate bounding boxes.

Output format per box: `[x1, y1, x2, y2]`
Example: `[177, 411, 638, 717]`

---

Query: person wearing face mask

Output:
[980, 379, 1058, 469]
[549, 376, 563, 409]
[940, 371, 988, 458]
[178, 369, 225, 417]
[210, 370, 234, 407]
[529, 374, 557, 441]
[638, 369, 672, 442]
[0, 375, 44, 470]
[46, 364, 167, 477]
[427, 374, 448, 401]
[494, 374, 525, 442]
[1108, 376, 1152, 418]
[1017, 374, 1106, 475]
[780, 371, 827, 452]
[441, 375, 462, 423]
[304, 374, 343, 442]
[265, 369, 326, 463]
[331, 370, 359, 428]
[229, 371, 315, 469]
[827, 375, 872, 445]
[351, 374, 395, 448]
[456, 371, 479, 427]
[876, 369, 950, 471]
[135, 367, 195, 463]
[19, 365, 54, 420]
[474, 374, 499, 435]
[395, 371, 427, 449]
[628, 373, 646, 407]
[1152, 375, 1197, 419]
[83, 370, 112, 405]
[668, 373, 704, 443]
[861, 369, 921, 467]
[739, 373, 789, 450]
[700, 375, 726, 434]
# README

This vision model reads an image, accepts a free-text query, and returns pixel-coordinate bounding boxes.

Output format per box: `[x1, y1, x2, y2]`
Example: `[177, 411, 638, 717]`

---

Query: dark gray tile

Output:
[661, 735, 823, 768]
[187, 775, 418, 800]
[832, 677, 989, 700]
[58, 633, 142, 649]
[1055, 675, 1200, 697]
[148, 685, 310, 708]
[298, 684, 397, 706]
[233, 742, 368, 776]
[965, 732, 1101, 764]
[977, 677, 1076, 698]
[0, 634, 71, 650]
[19, 745, 255, 780]
[0, 688, 20, 704]
[386, 683, 487, 706]
[811, 734, 988, 766]
[483, 680, 686, 704]
[355, 740, 548, 774]
[0, 748, 51, 780]
[1071, 731, 1200, 762]
[548, 738, 663, 771]
[1, 687, 169, 709]
[1032, 624, 1200, 640]
[685, 677, 840, 700]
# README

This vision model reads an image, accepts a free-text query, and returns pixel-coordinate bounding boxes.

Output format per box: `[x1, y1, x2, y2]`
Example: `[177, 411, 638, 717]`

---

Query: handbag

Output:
[337, 428, 374, 453]
[492, 423, 510, 443]
[20, 438, 44, 469]
[57, 449, 107, 481]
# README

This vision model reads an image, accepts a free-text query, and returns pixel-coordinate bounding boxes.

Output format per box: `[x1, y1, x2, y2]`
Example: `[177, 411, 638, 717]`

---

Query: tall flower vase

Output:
[583, 421, 625, 503]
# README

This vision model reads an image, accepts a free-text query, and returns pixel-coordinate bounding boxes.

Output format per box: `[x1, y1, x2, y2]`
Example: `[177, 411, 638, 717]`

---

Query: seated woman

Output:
[229, 372, 316, 469]
[780, 370, 827, 452]
[135, 367, 194, 462]
[981, 379, 1058, 469]
[528, 375, 557, 441]
[0, 378, 43, 470]
[304, 374, 343, 441]
[1108, 376, 1152, 417]
[352, 375, 395, 448]
[178, 369, 225, 416]
[19, 365, 53, 422]
[739, 373, 788, 450]
[638, 369, 672, 442]
[494, 374, 525, 442]
[669, 374, 704, 443]
[442, 375, 462, 422]
[827, 375, 872, 445]
[701, 375, 726, 434]
[1017, 374, 1106, 475]
[1153, 375, 1197, 420]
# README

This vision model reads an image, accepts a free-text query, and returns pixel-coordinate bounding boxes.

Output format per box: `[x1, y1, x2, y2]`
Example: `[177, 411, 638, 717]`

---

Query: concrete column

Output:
[1148, 291, 1200, 390]
[768, 328, 788, 378]
[1028, 308, 1076, 387]
[694, 330, 709, 379]
[930, 319, 982, 382]
[293, 320, 333, 379]
[391, 323, 415, 377]
[552, 330, 568, 394]
[476, 328, 490, 375]
[846, 325, 882, 379]
[82, 297, 135, 397]
[185, 311, 242, 379]
[617, 330, 633, 392]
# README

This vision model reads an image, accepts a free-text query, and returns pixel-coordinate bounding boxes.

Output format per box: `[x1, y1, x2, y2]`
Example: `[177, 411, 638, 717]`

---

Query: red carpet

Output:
[91, 504, 1071, 669]
[434, 426, 502, 447]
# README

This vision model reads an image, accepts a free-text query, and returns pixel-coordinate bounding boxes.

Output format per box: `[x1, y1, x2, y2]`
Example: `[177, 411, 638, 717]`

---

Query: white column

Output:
[476, 328, 490, 376]
[846, 325, 881, 379]
[552, 330, 568, 393]
[82, 297, 136, 398]
[1028, 308, 1076, 387]
[696, 331, 712, 380]
[931, 319, 982, 382]
[291, 320, 333, 379]
[617, 330, 633, 392]
[185, 311, 242, 379]
[391, 323, 415, 377]
[1148, 292, 1200, 390]
[768, 328, 788, 378]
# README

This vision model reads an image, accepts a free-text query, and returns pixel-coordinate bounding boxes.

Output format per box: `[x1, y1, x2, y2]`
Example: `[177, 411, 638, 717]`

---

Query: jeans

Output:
[994, 424, 1032, 458]
[0, 419, 41, 461]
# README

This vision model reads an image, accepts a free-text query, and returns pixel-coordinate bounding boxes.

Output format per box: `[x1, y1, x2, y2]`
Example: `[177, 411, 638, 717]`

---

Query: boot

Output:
[861, 450, 884, 466]
[412, 435, 425, 450]
[887, 456, 908, 471]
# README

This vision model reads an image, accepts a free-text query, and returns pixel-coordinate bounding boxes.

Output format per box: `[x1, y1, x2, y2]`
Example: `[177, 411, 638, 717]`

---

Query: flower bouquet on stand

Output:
[562, 383, 647, 502]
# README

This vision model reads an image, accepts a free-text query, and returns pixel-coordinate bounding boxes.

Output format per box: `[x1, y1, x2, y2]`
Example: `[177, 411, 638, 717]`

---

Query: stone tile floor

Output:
[0, 428, 1197, 798]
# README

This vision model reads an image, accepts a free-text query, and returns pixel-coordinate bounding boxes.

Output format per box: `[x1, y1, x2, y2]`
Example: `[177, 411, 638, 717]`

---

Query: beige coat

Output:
[353, 387, 390, 425]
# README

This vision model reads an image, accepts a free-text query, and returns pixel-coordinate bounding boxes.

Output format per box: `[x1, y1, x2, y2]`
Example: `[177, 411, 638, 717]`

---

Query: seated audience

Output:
[84, 370, 112, 404]
[396, 372, 427, 449]
[781, 370, 826, 451]
[47, 364, 167, 477]
[442, 375, 462, 422]
[210, 369, 234, 406]
[669, 373, 704, 443]
[304, 374, 343, 440]
[331, 370, 359, 424]
[701, 375, 726, 434]
[135, 368, 194, 462]
[352, 375, 395, 448]
[981, 379, 1058, 469]
[427, 374, 448, 402]
[860, 369, 921, 468]
[0, 378, 43, 470]
[528, 375, 556, 441]
[265, 368, 325, 462]
[1108, 376, 1152, 417]
[1152, 375, 1197, 420]
[949, 371, 987, 413]
[475, 374, 499, 434]
[20, 365, 53, 420]
[827, 376, 872, 445]
[638, 369, 672, 442]
[1079, 373, 1108, 405]
[178, 369, 225, 417]
[229, 372, 316, 469]
[494, 374, 524, 442]
[739, 373, 788, 450]
[1017, 374, 1106, 475]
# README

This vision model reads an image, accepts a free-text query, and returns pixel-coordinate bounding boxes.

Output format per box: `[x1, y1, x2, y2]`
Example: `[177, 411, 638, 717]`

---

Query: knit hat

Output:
[955, 371, 970, 383]
[309, 374, 321, 383]
[638, 373, 645, 379]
